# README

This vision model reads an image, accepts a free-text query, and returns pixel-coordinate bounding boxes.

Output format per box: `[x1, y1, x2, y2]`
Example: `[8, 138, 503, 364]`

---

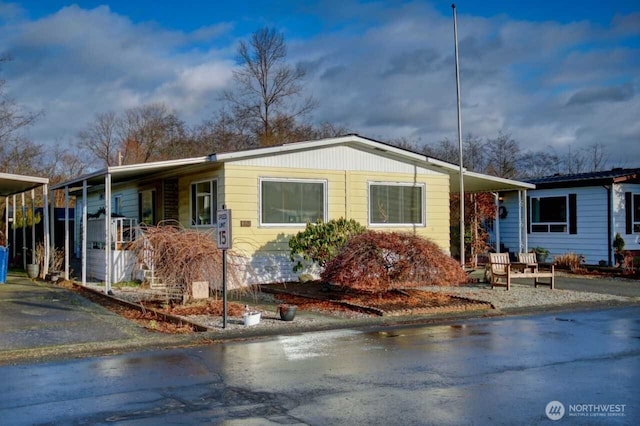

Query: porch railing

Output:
[86, 217, 138, 249]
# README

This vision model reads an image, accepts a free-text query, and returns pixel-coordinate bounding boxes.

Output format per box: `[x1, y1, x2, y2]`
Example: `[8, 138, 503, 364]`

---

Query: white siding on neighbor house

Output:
[231, 145, 441, 175]
[496, 193, 523, 254]
[500, 186, 611, 265]
[614, 183, 640, 250]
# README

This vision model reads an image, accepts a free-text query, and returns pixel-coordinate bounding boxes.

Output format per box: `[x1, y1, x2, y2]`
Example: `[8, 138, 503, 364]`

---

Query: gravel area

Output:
[421, 282, 631, 309]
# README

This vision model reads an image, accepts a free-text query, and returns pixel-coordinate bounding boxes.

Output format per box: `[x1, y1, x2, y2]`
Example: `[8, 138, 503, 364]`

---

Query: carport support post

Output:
[82, 181, 87, 286]
[30, 190, 35, 269]
[21, 193, 26, 269]
[494, 192, 500, 253]
[64, 186, 70, 281]
[3, 196, 7, 246]
[12, 195, 16, 261]
[105, 173, 112, 294]
[42, 184, 50, 278]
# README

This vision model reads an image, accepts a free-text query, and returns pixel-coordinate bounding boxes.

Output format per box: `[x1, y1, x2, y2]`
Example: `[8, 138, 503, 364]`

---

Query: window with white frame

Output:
[260, 178, 326, 225]
[530, 196, 567, 232]
[369, 183, 424, 225]
[191, 180, 217, 226]
[634, 193, 640, 233]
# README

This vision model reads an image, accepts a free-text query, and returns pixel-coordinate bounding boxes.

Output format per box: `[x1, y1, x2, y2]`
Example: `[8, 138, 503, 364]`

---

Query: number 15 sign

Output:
[216, 209, 232, 249]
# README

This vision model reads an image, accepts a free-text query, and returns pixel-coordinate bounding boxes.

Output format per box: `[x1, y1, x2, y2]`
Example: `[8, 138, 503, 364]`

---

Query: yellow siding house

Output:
[51, 135, 534, 289]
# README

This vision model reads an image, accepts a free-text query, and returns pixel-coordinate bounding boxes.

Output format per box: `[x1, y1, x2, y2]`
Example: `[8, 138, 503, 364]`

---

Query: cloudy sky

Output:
[1, 0, 639, 167]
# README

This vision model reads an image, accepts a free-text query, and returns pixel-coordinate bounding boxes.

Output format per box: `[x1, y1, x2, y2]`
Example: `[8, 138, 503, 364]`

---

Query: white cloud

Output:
[0, 1, 638, 169]
[0, 3, 236, 145]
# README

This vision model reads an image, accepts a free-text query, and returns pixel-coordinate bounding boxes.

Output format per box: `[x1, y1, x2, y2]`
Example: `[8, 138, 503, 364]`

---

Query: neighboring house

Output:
[0, 172, 51, 274]
[50, 135, 533, 289]
[497, 168, 640, 266]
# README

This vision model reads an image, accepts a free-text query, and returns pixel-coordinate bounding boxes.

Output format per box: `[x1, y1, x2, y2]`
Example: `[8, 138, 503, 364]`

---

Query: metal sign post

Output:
[216, 207, 232, 328]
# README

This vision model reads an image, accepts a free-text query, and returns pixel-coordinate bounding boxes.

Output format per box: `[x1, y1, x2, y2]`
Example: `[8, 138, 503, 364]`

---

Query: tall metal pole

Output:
[452, 3, 465, 267]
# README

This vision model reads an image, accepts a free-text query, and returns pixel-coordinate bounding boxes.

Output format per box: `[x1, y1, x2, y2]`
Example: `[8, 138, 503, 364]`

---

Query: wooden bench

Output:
[488, 253, 555, 290]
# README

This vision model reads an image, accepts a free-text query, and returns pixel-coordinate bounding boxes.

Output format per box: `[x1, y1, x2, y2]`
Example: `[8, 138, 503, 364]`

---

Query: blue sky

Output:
[1, 0, 639, 167]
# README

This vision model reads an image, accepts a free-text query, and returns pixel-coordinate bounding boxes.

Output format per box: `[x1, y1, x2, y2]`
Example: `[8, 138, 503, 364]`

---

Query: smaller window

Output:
[633, 194, 640, 233]
[139, 190, 156, 225]
[191, 180, 217, 226]
[531, 196, 567, 233]
[113, 195, 123, 216]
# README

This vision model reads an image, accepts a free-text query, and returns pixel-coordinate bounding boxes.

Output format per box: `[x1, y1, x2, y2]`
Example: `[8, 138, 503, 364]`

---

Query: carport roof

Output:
[0, 172, 49, 197]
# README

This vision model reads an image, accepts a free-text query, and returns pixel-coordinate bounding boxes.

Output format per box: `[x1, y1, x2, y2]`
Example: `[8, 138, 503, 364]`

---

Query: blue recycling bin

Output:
[0, 246, 7, 284]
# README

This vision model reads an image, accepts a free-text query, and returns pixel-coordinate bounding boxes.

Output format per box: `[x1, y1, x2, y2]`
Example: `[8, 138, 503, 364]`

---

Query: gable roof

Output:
[527, 168, 640, 189]
[51, 134, 534, 193]
[215, 134, 534, 192]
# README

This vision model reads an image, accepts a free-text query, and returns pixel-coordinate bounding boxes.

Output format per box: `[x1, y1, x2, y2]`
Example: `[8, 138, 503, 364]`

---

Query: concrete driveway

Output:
[0, 272, 186, 364]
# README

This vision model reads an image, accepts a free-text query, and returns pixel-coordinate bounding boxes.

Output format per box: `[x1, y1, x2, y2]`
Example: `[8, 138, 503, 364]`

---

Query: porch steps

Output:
[142, 268, 166, 290]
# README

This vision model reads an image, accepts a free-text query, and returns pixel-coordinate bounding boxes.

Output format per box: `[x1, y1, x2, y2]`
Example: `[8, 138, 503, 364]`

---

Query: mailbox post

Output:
[216, 207, 231, 328]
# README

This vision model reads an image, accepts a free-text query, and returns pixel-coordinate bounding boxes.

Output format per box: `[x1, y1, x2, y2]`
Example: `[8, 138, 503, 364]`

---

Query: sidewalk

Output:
[1, 271, 638, 365]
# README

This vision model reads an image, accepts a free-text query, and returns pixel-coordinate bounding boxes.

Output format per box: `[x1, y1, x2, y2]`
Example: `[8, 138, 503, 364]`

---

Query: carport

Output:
[0, 172, 50, 278]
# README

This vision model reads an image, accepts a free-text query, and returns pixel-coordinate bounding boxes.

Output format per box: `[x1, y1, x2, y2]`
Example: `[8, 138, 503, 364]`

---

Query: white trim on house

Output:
[189, 178, 218, 228]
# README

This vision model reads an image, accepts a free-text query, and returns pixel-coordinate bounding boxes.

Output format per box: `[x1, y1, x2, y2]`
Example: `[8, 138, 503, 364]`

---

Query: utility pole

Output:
[452, 3, 465, 268]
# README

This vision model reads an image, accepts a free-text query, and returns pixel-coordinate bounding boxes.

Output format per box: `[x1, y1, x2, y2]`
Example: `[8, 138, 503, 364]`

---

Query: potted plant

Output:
[531, 247, 549, 263]
[612, 233, 625, 267]
[242, 305, 261, 326]
[27, 243, 46, 279]
[277, 304, 297, 321]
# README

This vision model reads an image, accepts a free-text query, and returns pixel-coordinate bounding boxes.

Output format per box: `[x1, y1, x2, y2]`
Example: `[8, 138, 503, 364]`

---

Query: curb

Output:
[2, 299, 637, 366]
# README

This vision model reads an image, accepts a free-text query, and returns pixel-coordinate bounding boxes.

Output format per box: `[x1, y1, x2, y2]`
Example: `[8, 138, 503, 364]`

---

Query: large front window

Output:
[531, 196, 567, 232]
[369, 183, 424, 225]
[191, 180, 217, 226]
[260, 179, 326, 225]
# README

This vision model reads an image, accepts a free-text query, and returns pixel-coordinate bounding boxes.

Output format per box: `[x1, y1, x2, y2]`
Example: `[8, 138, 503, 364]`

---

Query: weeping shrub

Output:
[321, 230, 467, 292]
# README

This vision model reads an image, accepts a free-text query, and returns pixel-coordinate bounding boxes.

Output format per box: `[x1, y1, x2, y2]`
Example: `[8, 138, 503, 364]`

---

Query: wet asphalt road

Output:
[0, 306, 638, 425]
[555, 275, 640, 297]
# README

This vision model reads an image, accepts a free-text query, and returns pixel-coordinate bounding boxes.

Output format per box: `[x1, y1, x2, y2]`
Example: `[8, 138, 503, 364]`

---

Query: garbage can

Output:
[0, 246, 7, 284]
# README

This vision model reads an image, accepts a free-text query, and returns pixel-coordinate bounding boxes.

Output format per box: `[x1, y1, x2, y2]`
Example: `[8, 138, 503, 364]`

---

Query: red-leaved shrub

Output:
[320, 230, 467, 292]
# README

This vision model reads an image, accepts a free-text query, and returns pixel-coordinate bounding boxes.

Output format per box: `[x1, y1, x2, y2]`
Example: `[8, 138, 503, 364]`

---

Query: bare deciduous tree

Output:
[517, 150, 561, 178]
[120, 103, 187, 164]
[77, 111, 119, 167]
[225, 27, 316, 147]
[0, 56, 44, 175]
[422, 137, 459, 164]
[77, 103, 188, 167]
[485, 132, 520, 178]
[463, 134, 486, 173]
[585, 142, 610, 172]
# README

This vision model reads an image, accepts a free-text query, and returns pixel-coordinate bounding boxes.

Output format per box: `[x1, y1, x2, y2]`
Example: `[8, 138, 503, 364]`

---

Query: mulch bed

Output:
[59, 280, 492, 334]
[262, 281, 493, 316]
[61, 281, 202, 334]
